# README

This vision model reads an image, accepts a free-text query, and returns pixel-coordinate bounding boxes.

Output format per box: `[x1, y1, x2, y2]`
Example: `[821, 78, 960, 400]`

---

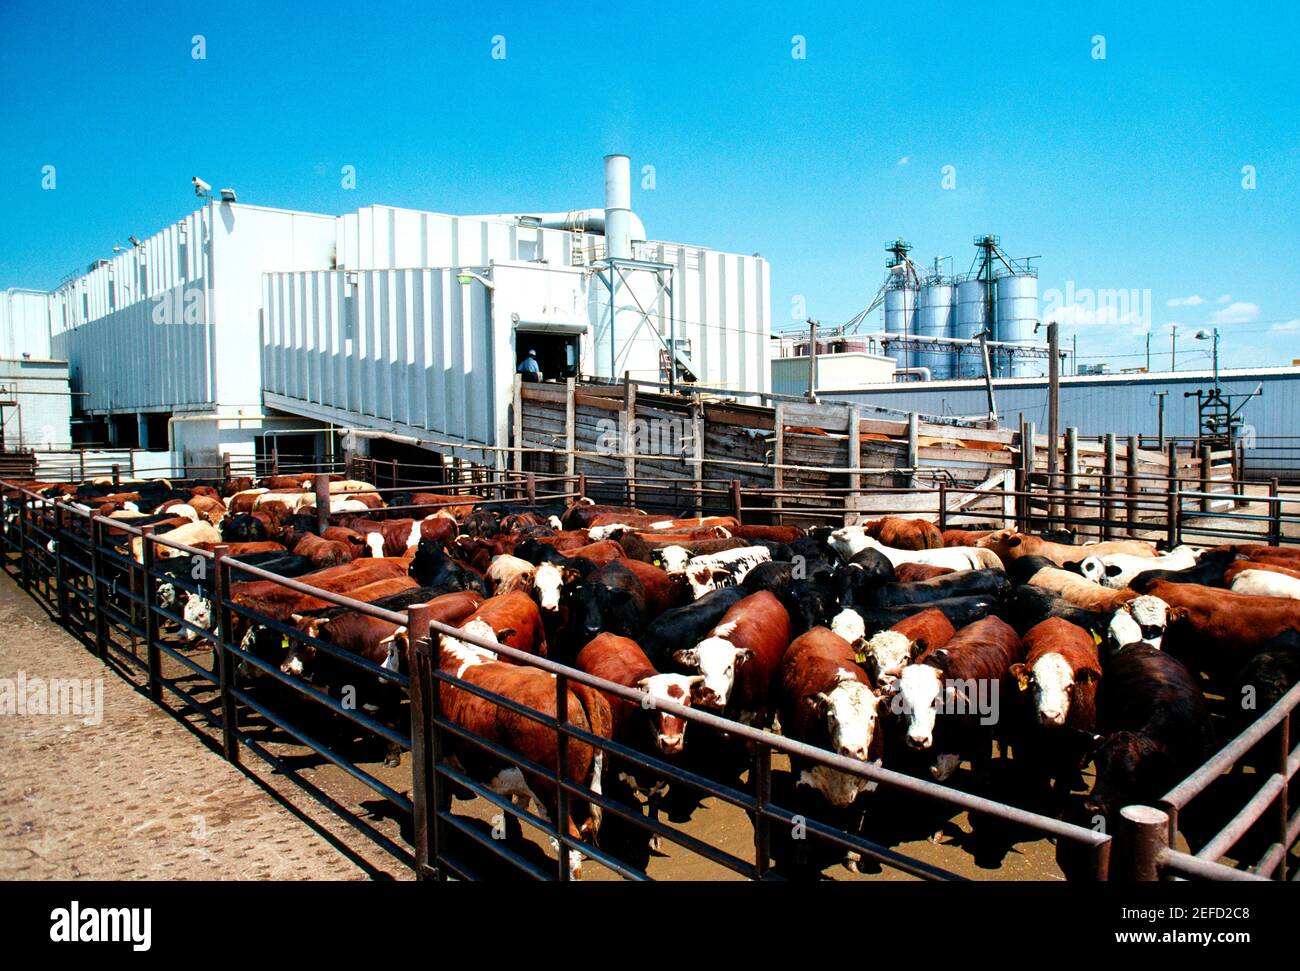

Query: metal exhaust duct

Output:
[603, 154, 632, 259]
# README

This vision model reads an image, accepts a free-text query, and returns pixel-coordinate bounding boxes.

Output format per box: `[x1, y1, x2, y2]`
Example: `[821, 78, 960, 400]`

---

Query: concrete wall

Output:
[0, 358, 72, 449]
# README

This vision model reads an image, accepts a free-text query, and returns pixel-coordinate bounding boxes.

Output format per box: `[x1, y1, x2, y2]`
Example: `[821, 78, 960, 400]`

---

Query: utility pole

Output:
[1047, 322, 1061, 512]
[1153, 390, 1169, 448]
[1071, 334, 1078, 376]
[978, 328, 997, 421]
[806, 318, 819, 402]
[1145, 332, 1151, 372]
[1171, 325, 1177, 372]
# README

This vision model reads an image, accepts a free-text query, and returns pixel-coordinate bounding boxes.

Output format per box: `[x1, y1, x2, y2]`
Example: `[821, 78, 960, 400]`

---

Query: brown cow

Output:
[293, 531, 355, 568]
[671, 590, 791, 726]
[850, 606, 956, 686]
[561, 502, 645, 529]
[1011, 618, 1100, 729]
[729, 524, 806, 544]
[978, 529, 1157, 566]
[865, 517, 942, 551]
[435, 637, 612, 878]
[779, 627, 883, 809]
[893, 616, 1023, 780]
[576, 633, 700, 756]
[609, 557, 688, 619]
[892, 562, 954, 582]
[942, 528, 996, 547]
[1143, 579, 1300, 659]
[560, 540, 626, 565]
[450, 590, 548, 658]
[1026, 566, 1138, 612]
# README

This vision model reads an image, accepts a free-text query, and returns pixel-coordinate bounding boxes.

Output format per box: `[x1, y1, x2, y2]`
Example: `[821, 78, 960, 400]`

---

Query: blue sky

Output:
[2, 0, 1296, 370]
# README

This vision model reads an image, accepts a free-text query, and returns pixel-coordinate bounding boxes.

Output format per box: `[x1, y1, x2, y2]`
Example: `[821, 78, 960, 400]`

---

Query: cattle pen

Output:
[2, 464, 1298, 883]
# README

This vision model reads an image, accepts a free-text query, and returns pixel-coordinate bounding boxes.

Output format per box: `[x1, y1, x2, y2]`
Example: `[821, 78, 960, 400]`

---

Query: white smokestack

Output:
[603, 154, 632, 260]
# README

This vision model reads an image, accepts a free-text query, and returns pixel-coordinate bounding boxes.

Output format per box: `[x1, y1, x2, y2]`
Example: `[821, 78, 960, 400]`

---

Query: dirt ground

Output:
[0, 571, 381, 880]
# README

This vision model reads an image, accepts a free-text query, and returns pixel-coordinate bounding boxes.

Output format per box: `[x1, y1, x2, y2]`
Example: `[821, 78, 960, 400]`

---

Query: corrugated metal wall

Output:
[262, 268, 499, 449]
[1, 289, 53, 360]
[833, 368, 1298, 441]
[0, 359, 72, 448]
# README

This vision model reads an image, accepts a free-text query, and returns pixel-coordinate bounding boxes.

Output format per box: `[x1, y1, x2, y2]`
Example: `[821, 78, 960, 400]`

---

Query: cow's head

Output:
[587, 524, 629, 542]
[532, 561, 568, 612]
[182, 592, 213, 641]
[636, 673, 704, 754]
[673, 622, 747, 710]
[894, 661, 944, 749]
[1011, 653, 1097, 727]
[1083, 730, 1161, 819]
[364, 532, 385, 559]
[1108, 595, 1177, 652]
[858, 629, 919, 686]
[439, 618, 500, 670]
[658, 545, 691, 576]
[686, 565, 732, 600]
[815, 671, 881, 762]
[572, 584, 635, 641]
[827, 526, 870, 561]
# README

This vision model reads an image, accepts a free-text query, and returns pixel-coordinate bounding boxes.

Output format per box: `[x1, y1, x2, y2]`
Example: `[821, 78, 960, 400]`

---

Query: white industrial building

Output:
[4, 156, 771, 472]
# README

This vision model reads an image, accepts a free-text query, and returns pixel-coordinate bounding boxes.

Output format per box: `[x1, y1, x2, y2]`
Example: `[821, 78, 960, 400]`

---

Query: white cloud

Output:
[1209, 301, 1260, 325]
[897, 155, 910, 166]
[1166, 294, 1204, 307]
[1217, 294, 1232, 304]
[1270, 318, 1300, 332]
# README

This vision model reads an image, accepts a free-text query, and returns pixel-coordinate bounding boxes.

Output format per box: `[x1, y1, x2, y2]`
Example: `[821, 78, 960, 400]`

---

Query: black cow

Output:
[221, 513, 269, 543]
[843, 595, 998, 637]
[854, 568, 1009, 610]
[1129, 548, 1236, 592]
[1001, 584, 1110, 639]
[1084, 645, 1214, 820]
[407, 539, 489, 595]
[564, 560, 646, 659]
[1226, 631, 1300, 770]
[642, 585, 747, 670]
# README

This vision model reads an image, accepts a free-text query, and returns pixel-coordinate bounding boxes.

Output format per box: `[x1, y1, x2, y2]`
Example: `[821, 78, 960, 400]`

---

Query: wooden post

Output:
[1126, 435, 1141, 537]
[1112, 805, 1170, 882]
[1167, 442, 1181, 548]
[213, 545, 240, 764]
[112, 463, 121, 487]
[1199, 444, 1213, 515]
[906, 413, 919, 488]
[772, 403, 785, 519]
[691, 406, 705, 516]
[730, 479, 743, 521]
[313, 473, 331, 535]
[1021, 420, 1036, 532]
[576, 472, 587, 501]
[512, 372, 524, 475]
[222, 453, 232, 487]
[847, 404, 862, 502]
[1102, 433, 1117, 540]
[564, 377, 576, 480]
[1064, 427, 1079, 534]
[623, 376, 637, 508]
[937, 480, 948, 532]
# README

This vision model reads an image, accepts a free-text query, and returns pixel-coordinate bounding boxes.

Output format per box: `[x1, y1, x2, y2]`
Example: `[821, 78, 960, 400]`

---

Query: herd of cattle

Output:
[9, 472, 1300, 877]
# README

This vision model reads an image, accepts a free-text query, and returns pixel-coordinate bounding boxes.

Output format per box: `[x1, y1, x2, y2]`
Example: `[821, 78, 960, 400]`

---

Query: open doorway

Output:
[515, 333, 578, 383]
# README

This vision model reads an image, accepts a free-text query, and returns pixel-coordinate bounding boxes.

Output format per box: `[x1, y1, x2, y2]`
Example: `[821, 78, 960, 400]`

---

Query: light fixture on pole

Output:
[1195, 327, 1220, 392]
[455, 269, 495, 290]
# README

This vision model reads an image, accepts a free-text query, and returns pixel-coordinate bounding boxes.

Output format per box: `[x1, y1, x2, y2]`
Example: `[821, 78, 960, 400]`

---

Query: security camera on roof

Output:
[192, 176, 212, 196]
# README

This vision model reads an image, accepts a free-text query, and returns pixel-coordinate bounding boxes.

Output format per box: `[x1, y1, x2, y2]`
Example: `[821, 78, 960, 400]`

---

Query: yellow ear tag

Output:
[1016, 675, 1028, 692]
[1091, 630, 1104, 647]
[281, 635, 290, 650]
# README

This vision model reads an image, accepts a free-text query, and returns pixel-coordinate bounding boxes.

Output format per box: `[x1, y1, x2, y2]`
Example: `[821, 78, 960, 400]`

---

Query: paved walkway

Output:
[0, 572, 370, 880]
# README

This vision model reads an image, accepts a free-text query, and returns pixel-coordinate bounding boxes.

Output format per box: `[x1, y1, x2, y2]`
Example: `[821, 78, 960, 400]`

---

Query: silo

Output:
[954, 279, 988, 379]
[996, 271, 1039, 377]
[915, 280, 954, 379]
[884, 283, 917, 373]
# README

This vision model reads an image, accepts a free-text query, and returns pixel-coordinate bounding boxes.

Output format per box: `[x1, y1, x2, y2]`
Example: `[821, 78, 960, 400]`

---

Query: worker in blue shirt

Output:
[517, 349, 542, 382]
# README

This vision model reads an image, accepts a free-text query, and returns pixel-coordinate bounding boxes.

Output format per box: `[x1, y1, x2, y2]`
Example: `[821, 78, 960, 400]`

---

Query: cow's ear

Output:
[1077, 667, 1099, 685]
[1007, 536, 1022, 548]
[1168, 606, 1189, 623]
[909, 638, 927, 660]
[1010, 662, 1029, 692]
[734, 648, 755, 665]
[497, 627, 517, 642]
[672, 648, 697, 666]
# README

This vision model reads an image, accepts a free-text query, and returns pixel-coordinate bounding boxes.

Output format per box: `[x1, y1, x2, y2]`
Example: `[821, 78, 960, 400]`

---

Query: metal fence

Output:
[2, 469, 1295, 881]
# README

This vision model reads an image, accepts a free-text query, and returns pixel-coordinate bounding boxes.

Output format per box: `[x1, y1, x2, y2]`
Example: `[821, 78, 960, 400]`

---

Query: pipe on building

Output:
[894, 367, 933, 382]
[465, 208, 647, 243]
[603, 154, 632, 260]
